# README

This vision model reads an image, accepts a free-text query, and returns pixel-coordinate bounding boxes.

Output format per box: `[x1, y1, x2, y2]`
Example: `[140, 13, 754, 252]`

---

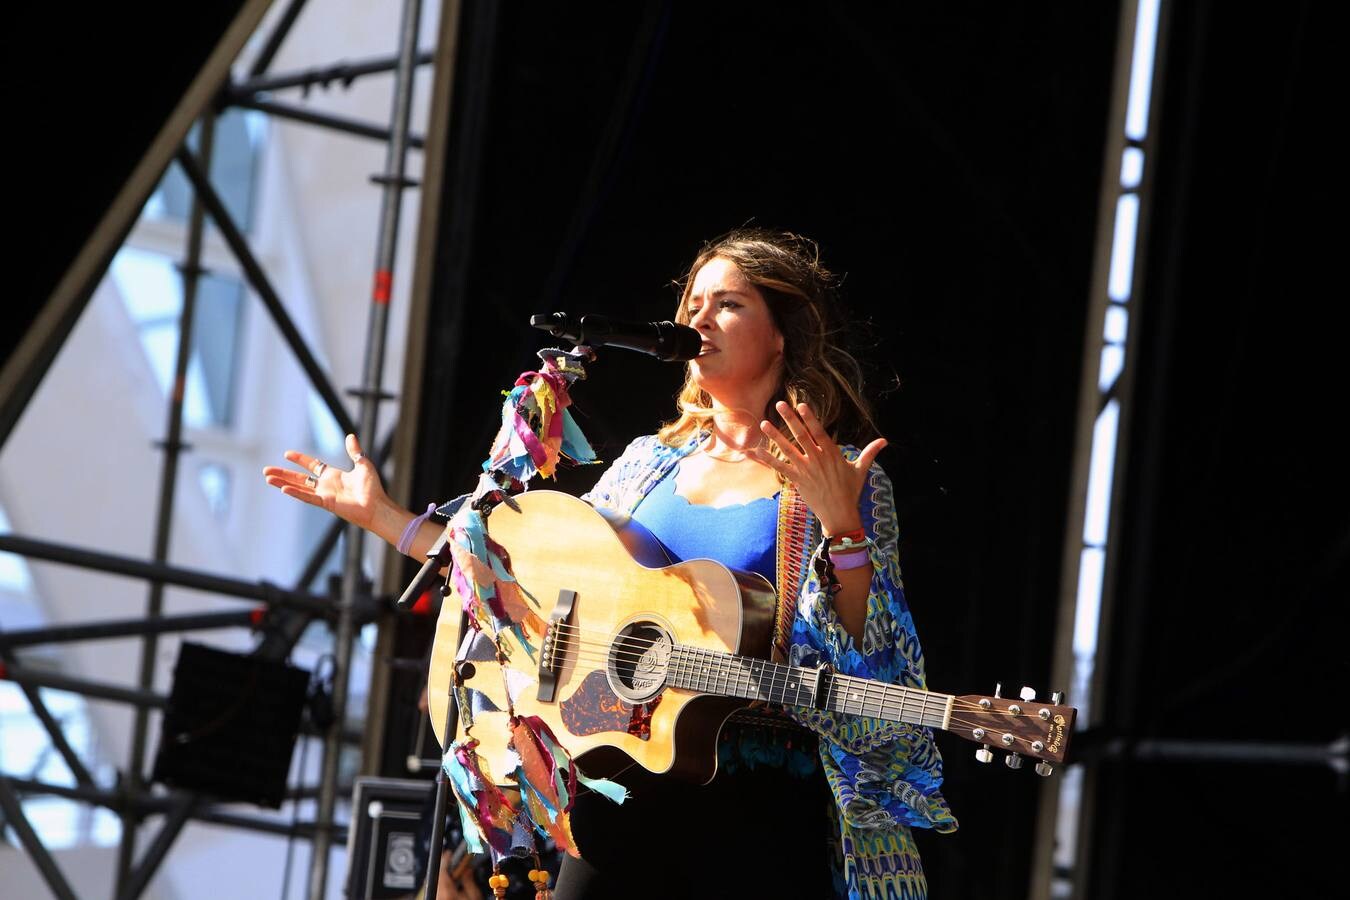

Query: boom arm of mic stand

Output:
[396, 528, 451, 610]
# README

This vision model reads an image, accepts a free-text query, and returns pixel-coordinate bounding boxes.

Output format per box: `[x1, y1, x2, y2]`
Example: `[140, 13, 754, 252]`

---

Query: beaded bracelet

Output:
[396, 502, 438, 555]
[827, 534, 874, 555]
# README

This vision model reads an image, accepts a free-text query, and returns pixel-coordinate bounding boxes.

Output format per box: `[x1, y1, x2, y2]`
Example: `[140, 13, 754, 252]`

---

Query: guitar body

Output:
[428, 491, 778, 785]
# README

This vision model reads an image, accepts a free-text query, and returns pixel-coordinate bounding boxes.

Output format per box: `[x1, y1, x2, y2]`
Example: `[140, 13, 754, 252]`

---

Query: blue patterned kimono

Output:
[582, 433, 957, 900]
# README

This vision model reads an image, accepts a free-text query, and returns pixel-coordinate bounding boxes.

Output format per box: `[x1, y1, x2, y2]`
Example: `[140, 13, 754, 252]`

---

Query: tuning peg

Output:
[1035, 761, 1054, 777]
[993, 682, 1003, 698]
[976, 745, 993, 764]
[1019, 686, 1036, 702]
[1051, 691, 1064, 705]
[1005, 752, 1023, 770]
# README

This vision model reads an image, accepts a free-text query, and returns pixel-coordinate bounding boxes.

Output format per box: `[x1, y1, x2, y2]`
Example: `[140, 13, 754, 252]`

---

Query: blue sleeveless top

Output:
[627, 465, 819, 779]
[629, 465, 779, 589]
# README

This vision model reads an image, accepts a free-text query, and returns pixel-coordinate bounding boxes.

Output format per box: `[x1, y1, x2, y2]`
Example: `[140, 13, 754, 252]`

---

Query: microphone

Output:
[530, 313, 702, 362]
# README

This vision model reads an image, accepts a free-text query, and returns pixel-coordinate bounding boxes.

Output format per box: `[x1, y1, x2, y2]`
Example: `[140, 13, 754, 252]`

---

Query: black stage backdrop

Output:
[407, 4, 1119, 896]
[407, 2, 1343, 896]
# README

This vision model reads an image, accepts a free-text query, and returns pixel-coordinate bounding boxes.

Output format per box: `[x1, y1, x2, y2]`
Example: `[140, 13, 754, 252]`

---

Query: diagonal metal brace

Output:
[117, 793, 199, 900]
[0, 776, 78, 900]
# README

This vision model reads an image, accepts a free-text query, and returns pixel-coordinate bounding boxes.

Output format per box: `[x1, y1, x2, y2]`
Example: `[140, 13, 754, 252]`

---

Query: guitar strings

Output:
[545, 625, 840, 707]
[545, 626, 812, 687]
[550, 635, 1040, 723]
[520, 624, 1052, 737]
[543, 629, 952, 728]
[546, 623, 984, 711]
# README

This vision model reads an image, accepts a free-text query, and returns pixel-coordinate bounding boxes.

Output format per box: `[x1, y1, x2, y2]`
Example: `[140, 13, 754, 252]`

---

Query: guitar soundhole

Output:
[606, 621, 672, 704]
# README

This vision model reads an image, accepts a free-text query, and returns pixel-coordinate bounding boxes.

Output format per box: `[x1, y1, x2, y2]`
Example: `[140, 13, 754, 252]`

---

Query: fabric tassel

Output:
[444, 740, 518, 858]
[509, 716, 576, 855]
[483, 368, 597, 483]
[445, 510, 542, 658]
[506, 715, 627, 858]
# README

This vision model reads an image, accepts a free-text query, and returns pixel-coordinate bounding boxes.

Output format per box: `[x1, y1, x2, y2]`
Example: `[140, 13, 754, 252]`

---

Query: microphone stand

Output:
[395, 529, 451, 610]
[424, 626, 455, 900]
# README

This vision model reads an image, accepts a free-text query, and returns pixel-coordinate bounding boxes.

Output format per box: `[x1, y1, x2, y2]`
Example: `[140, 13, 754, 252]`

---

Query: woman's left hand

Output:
[750, 401, 887, 536]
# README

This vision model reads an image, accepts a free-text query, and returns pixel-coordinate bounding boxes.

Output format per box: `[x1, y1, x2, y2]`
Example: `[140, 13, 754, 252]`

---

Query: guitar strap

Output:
[773, 484, 818, 663]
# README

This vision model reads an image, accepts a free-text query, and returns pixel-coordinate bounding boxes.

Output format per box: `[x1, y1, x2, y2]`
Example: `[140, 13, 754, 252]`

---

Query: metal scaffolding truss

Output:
[0, 1, 457, 897]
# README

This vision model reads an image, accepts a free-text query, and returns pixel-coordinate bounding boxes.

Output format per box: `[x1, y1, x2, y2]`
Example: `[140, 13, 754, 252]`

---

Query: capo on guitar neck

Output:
[809, 662, 834, 710]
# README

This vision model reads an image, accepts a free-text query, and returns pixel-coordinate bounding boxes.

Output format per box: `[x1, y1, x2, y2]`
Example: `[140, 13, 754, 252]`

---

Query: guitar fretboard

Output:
[665, 644, 951, 730]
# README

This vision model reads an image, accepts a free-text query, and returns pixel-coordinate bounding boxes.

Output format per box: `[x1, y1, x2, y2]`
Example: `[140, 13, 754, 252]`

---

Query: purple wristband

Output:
[830, 547, 872, 570]
[397, 502, 438, 555]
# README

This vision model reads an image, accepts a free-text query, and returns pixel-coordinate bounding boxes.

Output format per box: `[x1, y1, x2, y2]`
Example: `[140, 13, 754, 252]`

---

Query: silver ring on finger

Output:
[311, 461, 328, 477]
[304, 474, 318, 488]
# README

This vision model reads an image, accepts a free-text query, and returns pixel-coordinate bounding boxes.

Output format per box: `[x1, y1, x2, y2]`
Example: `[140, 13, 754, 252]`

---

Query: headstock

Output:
[946, 684, 1076, 775]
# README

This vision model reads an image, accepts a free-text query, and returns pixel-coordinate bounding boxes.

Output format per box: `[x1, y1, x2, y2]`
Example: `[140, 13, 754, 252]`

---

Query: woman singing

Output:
[264, 229, 956, 899]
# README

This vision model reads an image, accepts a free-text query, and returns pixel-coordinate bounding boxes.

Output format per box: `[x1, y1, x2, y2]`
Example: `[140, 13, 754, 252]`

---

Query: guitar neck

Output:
[666, 644, 953, 731]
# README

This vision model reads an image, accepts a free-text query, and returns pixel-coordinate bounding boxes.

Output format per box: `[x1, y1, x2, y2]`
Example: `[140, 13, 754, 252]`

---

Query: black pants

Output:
[552, 763, 837, 899]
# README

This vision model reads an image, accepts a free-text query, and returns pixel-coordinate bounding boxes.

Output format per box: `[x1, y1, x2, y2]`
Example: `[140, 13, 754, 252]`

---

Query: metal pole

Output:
[247, 0, 311, 78]
[1029, 2, 1173, 897]
[231, 51, 435, 98]
[2, 662, 168, 708]
[174, 146, 360, 438]
[1092, 736, 1350, 769]
[228, 96, 427, 149]
[0, 625, 96, 785]
[422, 693, 457, 900]
[117, 793, 198, 900]
[0, 534, 335, 615]
[0, 777, 78, 900]
[0, 611, 256, 648]
[118, 109, 216, 890]
[5, 777, 350, 842]
[307, 1, 423, 896]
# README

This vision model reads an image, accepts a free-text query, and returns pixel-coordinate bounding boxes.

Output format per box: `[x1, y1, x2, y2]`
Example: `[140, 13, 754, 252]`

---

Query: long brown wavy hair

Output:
[657, 228, 879, 452]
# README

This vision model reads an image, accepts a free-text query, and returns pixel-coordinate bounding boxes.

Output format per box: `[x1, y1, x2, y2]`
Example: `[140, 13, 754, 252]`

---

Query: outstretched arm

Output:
[262, 432, 442, 559]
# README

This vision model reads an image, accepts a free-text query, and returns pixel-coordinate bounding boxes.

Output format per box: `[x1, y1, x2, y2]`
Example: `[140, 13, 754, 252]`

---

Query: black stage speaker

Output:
[345, 777, 436, 899]
[151, 642, 309, 808]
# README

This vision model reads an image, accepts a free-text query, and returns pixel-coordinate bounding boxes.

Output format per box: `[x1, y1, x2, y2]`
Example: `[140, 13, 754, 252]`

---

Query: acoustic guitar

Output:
[428, 490, 1074, 785]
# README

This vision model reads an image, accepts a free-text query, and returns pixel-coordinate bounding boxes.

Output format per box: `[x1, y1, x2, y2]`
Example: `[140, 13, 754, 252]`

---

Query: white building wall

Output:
[0, 1, 443, 896]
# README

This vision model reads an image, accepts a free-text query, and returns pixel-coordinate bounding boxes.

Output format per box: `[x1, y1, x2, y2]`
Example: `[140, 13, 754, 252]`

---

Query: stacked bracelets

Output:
[825, 527, 873, 570]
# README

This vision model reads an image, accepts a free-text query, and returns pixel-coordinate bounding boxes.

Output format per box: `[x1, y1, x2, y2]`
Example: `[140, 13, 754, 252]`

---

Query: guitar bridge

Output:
[537, 588, 577, 703]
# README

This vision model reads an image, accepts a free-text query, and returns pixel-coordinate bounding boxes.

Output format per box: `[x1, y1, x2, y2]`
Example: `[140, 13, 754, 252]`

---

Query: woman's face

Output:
[684, 257, 784, 399]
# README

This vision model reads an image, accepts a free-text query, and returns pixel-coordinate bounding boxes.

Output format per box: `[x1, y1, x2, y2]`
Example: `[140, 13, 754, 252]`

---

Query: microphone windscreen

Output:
[664, 323, 703, 361]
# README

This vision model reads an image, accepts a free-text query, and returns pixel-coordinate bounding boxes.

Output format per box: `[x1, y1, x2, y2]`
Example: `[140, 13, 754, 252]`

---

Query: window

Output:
[143, 109, 267, 232]
[110, 247, 247, 430]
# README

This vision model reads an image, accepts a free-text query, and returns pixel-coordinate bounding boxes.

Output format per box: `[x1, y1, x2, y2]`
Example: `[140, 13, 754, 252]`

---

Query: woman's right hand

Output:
[262, 433, 387, 530]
